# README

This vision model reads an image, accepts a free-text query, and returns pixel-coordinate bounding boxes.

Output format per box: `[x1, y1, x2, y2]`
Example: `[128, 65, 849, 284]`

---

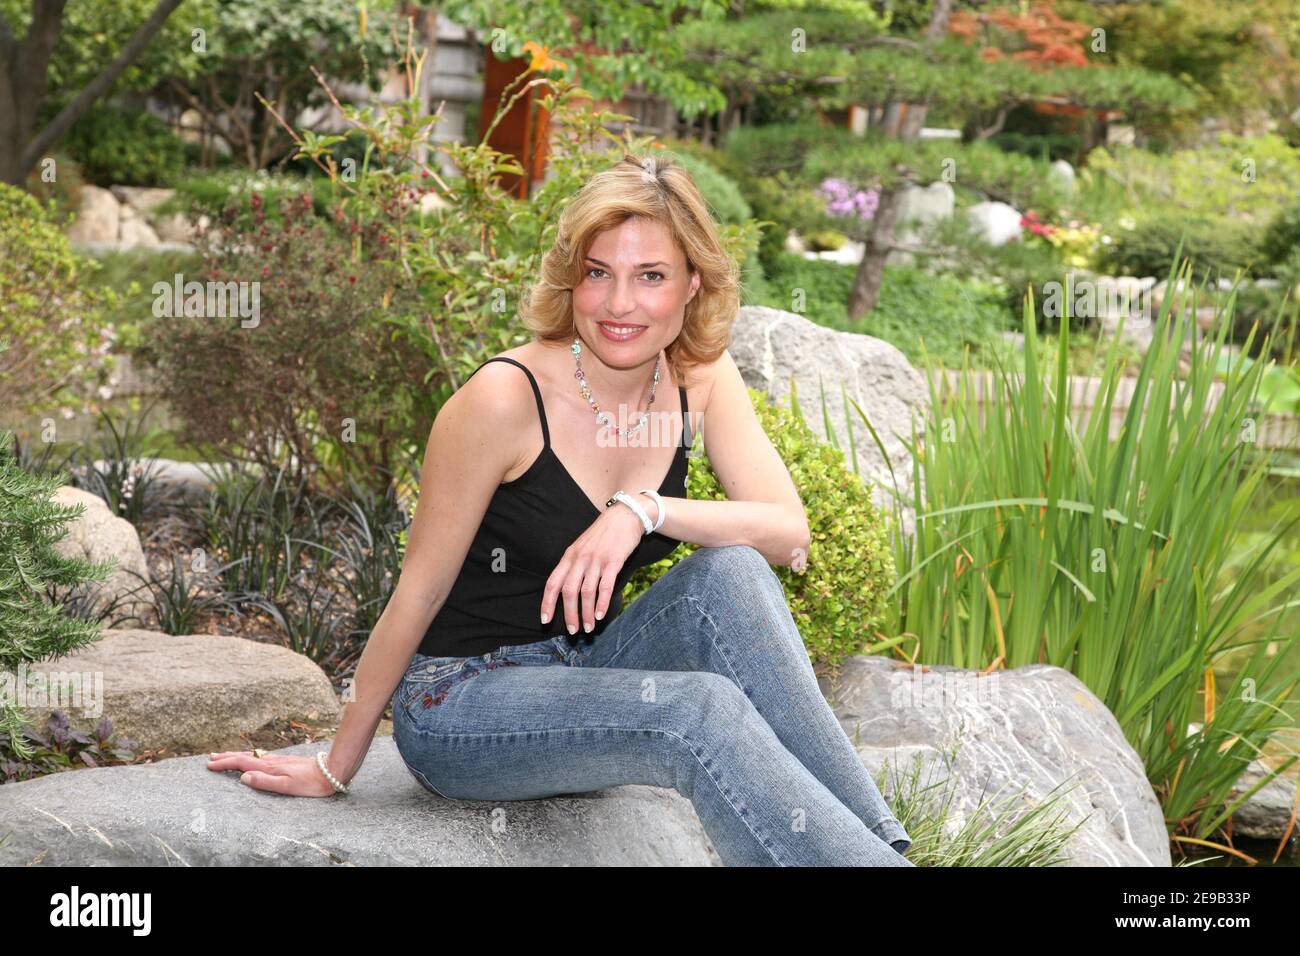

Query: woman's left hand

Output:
[541, 494, 653, 634]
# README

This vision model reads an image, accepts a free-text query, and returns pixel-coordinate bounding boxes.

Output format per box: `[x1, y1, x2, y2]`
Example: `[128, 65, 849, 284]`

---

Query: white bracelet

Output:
[638, 488, 666, 533]
[606, 490, 653, 534]
[317, 751, 349, 794]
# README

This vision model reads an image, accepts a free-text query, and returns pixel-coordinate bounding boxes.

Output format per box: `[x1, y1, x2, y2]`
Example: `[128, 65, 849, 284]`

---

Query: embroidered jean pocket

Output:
[398, 656, 470, 712]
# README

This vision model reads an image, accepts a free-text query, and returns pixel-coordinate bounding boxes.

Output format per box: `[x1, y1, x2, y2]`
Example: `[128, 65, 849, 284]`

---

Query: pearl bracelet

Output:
[316, 751, 349, 794]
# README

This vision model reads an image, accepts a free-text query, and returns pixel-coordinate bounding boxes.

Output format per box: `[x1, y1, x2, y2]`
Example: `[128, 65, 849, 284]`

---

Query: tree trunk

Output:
[847, 182, 904, 319]
[412, 4, 439, 167]
[0, 0, 184, 185]
[844, 0, 954, 319]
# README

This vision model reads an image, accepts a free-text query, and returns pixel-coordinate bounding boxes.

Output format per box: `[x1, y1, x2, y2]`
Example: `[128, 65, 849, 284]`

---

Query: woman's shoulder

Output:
[679, 347, 738, 416]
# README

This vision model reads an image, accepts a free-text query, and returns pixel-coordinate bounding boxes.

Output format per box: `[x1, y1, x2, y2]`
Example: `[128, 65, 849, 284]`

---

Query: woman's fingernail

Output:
[541, 612, 550, 624]
[584, 621, 593, 632]
[567, 623, 576, 635]
[595, 610, 604, 621]
[241, 772, 251, 783]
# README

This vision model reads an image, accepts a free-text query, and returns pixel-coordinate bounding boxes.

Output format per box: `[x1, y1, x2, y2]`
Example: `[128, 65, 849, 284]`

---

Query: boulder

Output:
[1049, 159, 1076, 194]
[822, 656, 1172, 866]
[889, 180, 955, 266]
[1227, 759, 1299, 844]
[728, 306, 929, 533]
[153, 213, 196, 244]
[966, 200, 1023, 247]
[50, 486, 152, 625]
[18, 629, 342, 755]
[65, 185, 120, 244]
[0, 736, 718, 866]
[110, 186, 176, 217]
[118, 215, 160, 249]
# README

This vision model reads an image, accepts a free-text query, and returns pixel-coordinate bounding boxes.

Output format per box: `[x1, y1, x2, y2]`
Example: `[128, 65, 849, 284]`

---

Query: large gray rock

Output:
[0, 736, 719, 866]
[19, 629, 342, 755]
[65, 185, 120, 244]
[822, 656, 1172, 866]
[728, 306, 929, 533]
[51, 486, 152, 625]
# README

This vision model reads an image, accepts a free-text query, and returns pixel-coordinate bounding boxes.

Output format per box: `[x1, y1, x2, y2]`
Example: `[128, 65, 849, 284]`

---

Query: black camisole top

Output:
[417, 355, 692, 659]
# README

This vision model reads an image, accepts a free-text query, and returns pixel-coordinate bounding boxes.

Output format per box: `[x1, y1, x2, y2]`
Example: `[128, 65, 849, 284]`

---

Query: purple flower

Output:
[820, 178, 878, 221]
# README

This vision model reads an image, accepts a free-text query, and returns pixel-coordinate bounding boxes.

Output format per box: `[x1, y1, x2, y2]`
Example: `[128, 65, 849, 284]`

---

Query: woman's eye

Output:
[586, 268, 664, 281]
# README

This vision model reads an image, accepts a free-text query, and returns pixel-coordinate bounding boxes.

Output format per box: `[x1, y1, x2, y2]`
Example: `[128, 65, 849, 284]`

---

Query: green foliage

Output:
[0, 0, 216, 106]
[141, 191, 433, 494]
[0, 429, 116, 761]
[760, 254, 1013, 367]
[165, 0, 399, 169]
[622, 387, 896, 666]
[62, 105, 187, 186]
[804, 135, 1070, 227]
[1084, 134, 1300, 225]
[158, 168, 334, 226]
[441, 0, 731, 119]
[870, 264, 1300, 847]
[1260, 201, 1300, 266]
[661, 148, 752, 225]
[1095, 212, 1262, 281]
[0, 183, 116, 417]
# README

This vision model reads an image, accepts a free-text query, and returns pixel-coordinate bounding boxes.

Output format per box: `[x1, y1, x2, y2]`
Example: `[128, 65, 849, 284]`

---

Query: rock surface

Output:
[728, 306, 929, 533]
[821, 656, 1172, 866]
[1, 648, 1179, 866]
[965, 200, 1023, 246]
[0, 737, 719, 866]
[1227, 759, 1300, 844]
[51, 486, 152, 625]
[18, 629, 341, 754]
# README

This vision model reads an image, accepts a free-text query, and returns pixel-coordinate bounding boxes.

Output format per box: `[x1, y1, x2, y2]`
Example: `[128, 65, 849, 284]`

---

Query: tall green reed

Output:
[818, 258, 1300, 853]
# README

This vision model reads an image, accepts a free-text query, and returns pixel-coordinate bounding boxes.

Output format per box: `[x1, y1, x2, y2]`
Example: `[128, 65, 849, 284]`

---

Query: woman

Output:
[208, 153, 914, 867]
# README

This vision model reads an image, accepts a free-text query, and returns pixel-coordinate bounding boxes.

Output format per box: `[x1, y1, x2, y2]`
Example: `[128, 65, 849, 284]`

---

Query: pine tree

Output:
[0, 429, 116, 760]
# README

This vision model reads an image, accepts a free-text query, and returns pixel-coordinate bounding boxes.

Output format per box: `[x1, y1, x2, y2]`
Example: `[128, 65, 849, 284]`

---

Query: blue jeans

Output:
[391, 544, 915, 867]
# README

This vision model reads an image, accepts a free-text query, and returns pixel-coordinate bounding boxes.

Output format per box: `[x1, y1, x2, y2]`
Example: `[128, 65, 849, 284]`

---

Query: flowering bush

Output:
[1021, 209, 1104, 269]
[819, 177, 879, 221]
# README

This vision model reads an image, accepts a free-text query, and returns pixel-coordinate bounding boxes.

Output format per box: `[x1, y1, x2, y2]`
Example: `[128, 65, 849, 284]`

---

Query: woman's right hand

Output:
[540, 493, 652, 634]
[207, 750, 340, 797]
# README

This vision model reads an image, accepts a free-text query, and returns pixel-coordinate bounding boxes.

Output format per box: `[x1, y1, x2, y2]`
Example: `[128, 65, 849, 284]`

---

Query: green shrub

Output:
[62, 105, 186, 187]
[1096, 212, 1261, 280]
[661, 148, 752, 225]
[622, 387, 896, 666]
[157, 168, 335, 229]
[0, 183, 117, 417]
[1259, 201, 1300, 267]
[0, 429, 116, 761]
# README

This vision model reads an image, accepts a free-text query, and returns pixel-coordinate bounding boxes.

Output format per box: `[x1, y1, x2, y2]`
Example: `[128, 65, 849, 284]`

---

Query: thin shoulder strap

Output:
[472, 356, 550, 448]
[678, 384, 692, 449]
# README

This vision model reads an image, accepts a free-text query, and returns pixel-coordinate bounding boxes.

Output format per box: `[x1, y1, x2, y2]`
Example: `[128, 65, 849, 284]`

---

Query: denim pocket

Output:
[398, 654, 471, 712]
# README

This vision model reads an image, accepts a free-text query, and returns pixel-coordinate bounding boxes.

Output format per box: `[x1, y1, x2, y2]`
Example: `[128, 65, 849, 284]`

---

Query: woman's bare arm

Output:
[318, 361, 537, 787]
[646, 350, 810, 566]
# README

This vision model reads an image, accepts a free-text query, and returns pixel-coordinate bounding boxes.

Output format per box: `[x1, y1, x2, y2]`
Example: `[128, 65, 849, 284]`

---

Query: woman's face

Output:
[571, 216, 700, 370]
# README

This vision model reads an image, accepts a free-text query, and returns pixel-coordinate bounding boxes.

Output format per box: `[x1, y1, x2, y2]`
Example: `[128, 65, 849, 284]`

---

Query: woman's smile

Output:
[596, 320, 649, 342]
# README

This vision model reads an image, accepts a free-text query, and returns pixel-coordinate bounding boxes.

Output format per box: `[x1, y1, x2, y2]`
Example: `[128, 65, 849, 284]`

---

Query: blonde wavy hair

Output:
[521, 152, 741, 388]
